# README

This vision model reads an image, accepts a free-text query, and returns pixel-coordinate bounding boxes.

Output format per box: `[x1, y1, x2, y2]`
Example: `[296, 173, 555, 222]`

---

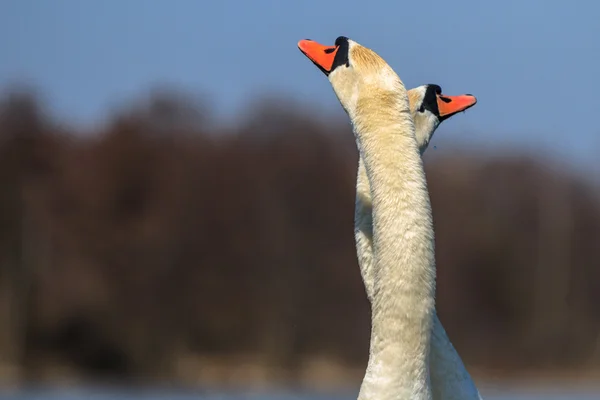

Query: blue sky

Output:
[1, 0, 599, 172]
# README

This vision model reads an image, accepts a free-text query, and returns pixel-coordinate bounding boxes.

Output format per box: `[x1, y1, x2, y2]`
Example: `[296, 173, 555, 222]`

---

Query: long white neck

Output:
[355, 128, 430, 302]
[355, 157, 482, 400]
[353, 98, 436, 400]
[354, 157, 376, 301]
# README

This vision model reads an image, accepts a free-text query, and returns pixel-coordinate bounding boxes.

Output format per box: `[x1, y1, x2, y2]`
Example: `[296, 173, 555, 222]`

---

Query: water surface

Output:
[2, 386, 600, 400]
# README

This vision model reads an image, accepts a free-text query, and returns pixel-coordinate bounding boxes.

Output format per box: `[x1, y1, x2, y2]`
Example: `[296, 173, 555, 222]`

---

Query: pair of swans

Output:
[298, 36, 481, 399]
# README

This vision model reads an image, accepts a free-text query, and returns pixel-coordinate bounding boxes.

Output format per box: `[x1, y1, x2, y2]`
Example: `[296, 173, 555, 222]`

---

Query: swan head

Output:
[408, 84, 477, 153]
[298, 36, 407, 121]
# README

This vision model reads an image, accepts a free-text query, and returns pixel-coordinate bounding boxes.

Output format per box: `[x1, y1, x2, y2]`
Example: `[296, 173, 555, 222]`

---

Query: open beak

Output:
[437, 93, 477, 120]
[298, 39, 339, 75]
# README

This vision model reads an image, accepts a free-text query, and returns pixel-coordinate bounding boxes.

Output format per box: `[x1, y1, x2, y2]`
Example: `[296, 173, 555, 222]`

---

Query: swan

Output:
[298, 35, 438, 400]
[356, 83, 481, 400]
[298, 37, 486, 398]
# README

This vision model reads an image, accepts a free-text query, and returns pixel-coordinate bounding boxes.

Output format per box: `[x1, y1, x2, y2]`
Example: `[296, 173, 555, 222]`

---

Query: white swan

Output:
[299, 35, 435, 399]
[298, 36, 481, 399]
[356, 84, 481, 400]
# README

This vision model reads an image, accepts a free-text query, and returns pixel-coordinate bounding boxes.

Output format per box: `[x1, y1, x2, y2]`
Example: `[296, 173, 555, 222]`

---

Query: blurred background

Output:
[1, 1, 600, 399]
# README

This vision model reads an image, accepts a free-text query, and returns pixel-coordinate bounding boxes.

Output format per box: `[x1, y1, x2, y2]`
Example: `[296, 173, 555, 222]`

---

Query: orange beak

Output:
[437, 93, 477, 120]
[298, 39, 339, 74]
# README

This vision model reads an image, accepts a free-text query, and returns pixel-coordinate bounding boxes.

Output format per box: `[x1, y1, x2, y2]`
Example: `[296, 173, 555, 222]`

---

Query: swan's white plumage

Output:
[299, 36, 481, 400]
[355, 86, 482, 400]
[326, 39, 436, 400]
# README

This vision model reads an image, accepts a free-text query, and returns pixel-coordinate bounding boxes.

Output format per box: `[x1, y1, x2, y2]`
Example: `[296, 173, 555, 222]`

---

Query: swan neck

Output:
[355, 157, 375, 303]
[354, 110, 437, 400]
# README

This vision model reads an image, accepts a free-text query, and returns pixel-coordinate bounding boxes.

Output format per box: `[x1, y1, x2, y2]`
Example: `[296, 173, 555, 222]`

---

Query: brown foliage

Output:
[0, 88, 599, 384]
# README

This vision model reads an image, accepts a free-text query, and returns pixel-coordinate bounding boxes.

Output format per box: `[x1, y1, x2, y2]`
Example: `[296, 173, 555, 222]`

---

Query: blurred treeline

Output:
[0, 88, 600, 386]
